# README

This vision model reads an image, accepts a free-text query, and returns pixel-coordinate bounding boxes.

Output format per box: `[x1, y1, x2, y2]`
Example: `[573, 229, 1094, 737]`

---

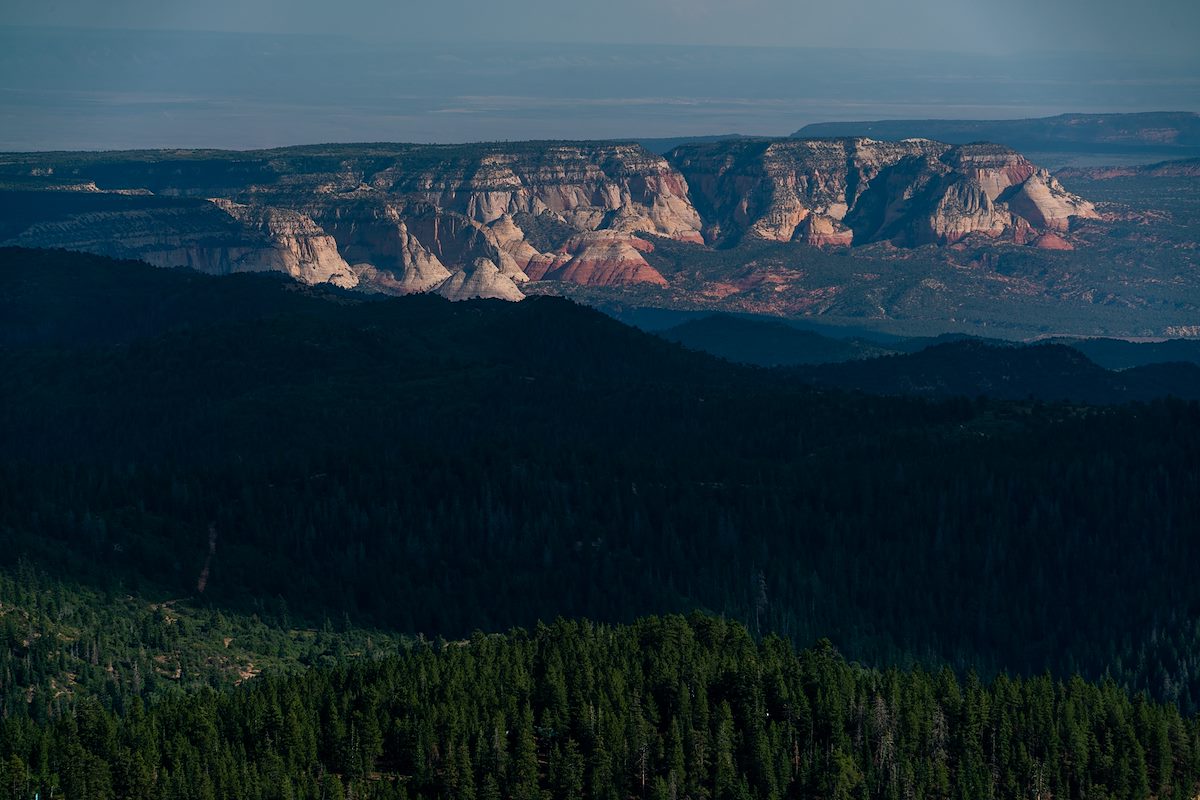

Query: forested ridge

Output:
[3, 615, 1199, 800]
[4, 248, 1200, 798]
[3, 248, 1200, 707]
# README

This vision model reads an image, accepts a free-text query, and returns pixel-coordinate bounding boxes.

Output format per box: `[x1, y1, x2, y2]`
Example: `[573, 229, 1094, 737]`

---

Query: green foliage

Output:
[2, 615, 1198, 800]
[0, 562, 408, 719]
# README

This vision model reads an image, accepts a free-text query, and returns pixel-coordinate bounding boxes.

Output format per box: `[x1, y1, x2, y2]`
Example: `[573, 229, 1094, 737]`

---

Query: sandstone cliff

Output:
[0, 139, 1101, 303]
[314, 202, 452, 294]
[1004, 172, 1100, 231]
[4, 195, 363, 289]
[668, 138, 1097, 247]
[212, 200, 359, 288]
[366, 143, 704, 241]
[524, 231, 669, 288]
[1, 143, 707, 299]
[2, 199, 312, 280]
[436, 257, 526, 302]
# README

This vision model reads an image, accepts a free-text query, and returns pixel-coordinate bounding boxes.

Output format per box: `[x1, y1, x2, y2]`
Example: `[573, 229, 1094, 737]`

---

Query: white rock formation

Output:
[435, 257, 526, 302]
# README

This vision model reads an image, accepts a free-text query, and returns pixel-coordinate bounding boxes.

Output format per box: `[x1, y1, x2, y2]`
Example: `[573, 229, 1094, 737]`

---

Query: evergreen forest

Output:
[3, 248, 1200, 798]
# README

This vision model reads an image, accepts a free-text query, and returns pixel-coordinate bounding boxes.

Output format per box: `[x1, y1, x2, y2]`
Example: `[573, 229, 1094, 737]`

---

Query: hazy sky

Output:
[6, 0, 1200, 57]
[2, 0, 1197, 149]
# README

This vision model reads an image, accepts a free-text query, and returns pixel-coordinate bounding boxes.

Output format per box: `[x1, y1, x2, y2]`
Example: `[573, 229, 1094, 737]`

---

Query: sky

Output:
[5, 0, 1200, 57]
[1, 0, 1197, 150]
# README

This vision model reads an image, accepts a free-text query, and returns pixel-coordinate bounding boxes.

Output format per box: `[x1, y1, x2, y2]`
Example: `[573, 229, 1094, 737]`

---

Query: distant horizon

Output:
[2, 25, 1197, 152]
[1, 111, 1199, 154]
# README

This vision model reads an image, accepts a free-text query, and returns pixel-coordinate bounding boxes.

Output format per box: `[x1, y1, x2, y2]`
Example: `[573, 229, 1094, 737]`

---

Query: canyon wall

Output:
[0, 138, 1099, 300]
[669, 138, 1097, 248]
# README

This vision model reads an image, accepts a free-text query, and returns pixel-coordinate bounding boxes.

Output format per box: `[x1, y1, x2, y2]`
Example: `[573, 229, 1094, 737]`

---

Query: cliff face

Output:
[1, 143, 705, 300]
[212, 200, 360, 288]
[668, 138, 1097, 247]
[368, 144, 704, 242]
[2, 199, 318, 278]
[526, 231, 669, 288]
[0, 139, 1099, 301]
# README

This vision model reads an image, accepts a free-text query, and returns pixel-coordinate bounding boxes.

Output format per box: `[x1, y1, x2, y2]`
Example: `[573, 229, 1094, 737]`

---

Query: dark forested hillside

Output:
[793, 340, 1200, 403]
[659, 315, 889, 366]
[1059, 337, 1200, 370]
[2, 615, 1198, 800]
[3, 247, 1200, 716]
[654, 312, 1200, 378]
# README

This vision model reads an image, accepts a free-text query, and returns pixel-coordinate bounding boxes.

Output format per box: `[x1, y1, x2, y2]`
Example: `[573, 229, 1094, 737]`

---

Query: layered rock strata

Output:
[668, 138, 1098, 247]
[0, 138, 1099, 301]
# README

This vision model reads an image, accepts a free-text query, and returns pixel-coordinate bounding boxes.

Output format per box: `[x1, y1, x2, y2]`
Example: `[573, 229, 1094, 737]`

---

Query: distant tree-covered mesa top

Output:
[2, 615, 1198, 800]
[795, 111, 1200, 155]
[0, 137, 1096, 299]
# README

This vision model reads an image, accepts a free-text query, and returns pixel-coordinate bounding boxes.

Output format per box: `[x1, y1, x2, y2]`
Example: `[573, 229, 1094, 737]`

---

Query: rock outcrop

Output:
[0, 139, 1101, 302]
[525, 231, 668, 288]
[487, 213, 544, 273]
[316, 202, 452, 294]
[1004, 172, 1099, 232]
[212, 200, 359, 288]
[0, 143, 710, 300]
[435, 257, 525, 302]
[2, 199, 318, 279]
[1032, 231, 1074, 250]
[668, 138, 1098, 247]
[371, 143, 705, 242]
